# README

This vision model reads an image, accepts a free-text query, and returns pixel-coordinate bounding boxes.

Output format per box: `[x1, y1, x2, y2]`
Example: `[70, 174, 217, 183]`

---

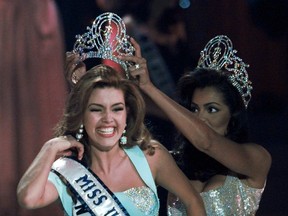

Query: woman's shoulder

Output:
[144, 139, 169, 156]
[241, 142, 271, 162]
[144, 140, 175, 169]
[236, 142, 271, 187]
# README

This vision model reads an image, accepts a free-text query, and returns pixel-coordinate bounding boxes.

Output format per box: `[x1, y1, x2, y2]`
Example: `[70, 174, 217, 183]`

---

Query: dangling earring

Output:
[120, 129, 127, 145]
[76, 124, 84, 141]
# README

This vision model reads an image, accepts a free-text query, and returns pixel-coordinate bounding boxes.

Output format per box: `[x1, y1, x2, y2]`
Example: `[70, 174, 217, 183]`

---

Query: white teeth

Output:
[98, 127, 114, 134]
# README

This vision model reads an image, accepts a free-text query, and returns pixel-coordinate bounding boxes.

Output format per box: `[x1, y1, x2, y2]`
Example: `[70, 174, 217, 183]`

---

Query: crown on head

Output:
[197, 35, 253, 108]
[73, 12, 135, 78]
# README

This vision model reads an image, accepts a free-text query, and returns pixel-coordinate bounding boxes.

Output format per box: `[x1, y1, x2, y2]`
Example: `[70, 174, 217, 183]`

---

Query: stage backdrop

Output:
[0, 0, 67, 215]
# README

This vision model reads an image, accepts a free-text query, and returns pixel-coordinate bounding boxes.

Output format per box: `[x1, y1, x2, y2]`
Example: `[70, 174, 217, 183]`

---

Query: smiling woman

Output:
[83, 87, 127, 151]
[17, 64, 206, 216]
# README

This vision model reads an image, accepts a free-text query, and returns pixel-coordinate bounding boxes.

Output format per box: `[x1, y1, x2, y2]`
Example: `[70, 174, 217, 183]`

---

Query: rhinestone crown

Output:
[73, 12, 135, 78]
[197, 35, 253, 108]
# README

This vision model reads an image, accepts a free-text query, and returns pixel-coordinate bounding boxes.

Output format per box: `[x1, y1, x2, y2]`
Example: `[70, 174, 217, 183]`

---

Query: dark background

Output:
[55, 0, 288, 215]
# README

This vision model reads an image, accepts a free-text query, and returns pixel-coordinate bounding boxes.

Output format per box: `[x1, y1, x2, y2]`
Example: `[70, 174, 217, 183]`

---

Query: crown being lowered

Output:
[73, 12, 135, 78]
[197, 35, 253, 108]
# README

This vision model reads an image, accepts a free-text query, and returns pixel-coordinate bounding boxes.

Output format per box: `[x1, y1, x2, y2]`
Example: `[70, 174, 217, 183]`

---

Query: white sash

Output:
[51, 157, 130, 216]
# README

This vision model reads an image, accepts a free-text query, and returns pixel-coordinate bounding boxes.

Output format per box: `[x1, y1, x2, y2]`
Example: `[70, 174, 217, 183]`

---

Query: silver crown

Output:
[197, 35, 253, 108]
[73, 12, 135, 78]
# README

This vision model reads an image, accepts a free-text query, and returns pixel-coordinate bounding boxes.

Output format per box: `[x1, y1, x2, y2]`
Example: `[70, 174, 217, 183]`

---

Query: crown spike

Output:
[197, 35, 253, 108]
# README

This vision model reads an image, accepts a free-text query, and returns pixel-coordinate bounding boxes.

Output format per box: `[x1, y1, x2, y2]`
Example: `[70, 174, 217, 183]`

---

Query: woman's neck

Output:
[89, 146, 126, 175]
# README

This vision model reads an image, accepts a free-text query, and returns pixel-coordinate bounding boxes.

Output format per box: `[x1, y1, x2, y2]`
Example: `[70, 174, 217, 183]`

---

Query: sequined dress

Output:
[167, 175, 265, 216]
[49, 146, 159, 216]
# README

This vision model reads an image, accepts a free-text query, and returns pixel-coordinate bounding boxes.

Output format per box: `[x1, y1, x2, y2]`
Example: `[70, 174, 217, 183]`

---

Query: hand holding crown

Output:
[64, 52, 87, 87]
[118, 38, 153, 89]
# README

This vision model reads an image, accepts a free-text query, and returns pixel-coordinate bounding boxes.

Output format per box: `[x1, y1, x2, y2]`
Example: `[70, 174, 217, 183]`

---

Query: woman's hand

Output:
[65, 52, 87, 88]
[118, 38, 153, 89]
[17, 135, 84, 209]
[44, 135, 84, 161]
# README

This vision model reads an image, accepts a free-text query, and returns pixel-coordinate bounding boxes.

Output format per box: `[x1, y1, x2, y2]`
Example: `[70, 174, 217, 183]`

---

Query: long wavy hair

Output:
[54, 64, 154, 165]
[173, 68, 249, 181]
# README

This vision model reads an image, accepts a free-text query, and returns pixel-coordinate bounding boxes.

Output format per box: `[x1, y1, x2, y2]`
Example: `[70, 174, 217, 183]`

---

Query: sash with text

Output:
[51, 157, 130, 216]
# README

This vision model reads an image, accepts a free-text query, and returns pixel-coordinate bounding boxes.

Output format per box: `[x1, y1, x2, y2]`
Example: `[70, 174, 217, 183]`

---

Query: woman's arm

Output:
[146, 143, 206, 216]
[141, 79, 271, 187]
[17, 136, 84, 209]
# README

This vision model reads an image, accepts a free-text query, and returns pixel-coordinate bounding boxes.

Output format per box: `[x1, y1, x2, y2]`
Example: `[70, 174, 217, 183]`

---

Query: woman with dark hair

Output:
[122, 35, 272, 215]
[17, 64, 205, 216]
[173, 67, 250, 182]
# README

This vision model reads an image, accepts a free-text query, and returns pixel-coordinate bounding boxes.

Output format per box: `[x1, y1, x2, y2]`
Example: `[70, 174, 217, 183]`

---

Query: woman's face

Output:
[190, 86, 231, 135]
[83, 87, 127, 151]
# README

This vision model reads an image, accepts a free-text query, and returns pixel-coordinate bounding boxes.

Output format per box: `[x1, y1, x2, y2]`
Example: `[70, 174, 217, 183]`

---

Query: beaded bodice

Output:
[70, 185, 158, 216]
[118, 186, 158, 215]
[167, 175, 265, 216]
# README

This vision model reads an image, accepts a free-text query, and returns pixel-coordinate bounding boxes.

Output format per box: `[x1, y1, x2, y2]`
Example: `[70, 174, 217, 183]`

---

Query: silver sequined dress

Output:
[167, 175, 265, 216]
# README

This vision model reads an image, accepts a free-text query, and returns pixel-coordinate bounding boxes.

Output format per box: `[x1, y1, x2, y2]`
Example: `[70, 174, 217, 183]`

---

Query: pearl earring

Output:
[120, 129, 127, 145]
[76, 124, 84, 141]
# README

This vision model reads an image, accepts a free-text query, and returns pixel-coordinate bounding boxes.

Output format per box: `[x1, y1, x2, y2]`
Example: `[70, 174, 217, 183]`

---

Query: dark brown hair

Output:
[173, 68, 249, 181]
[55, 64, 154, 164]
